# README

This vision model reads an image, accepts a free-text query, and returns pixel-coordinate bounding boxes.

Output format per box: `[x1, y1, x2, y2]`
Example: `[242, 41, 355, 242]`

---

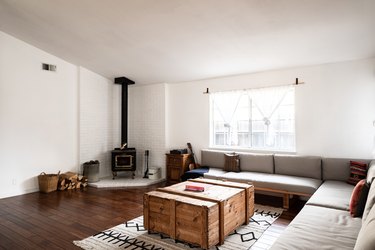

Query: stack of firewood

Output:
[58, 172, 88, 190]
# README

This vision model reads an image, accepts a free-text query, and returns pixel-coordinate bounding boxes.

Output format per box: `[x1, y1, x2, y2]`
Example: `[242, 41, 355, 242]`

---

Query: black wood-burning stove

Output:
[112, 76, 136, 179]
[111, 148, 136, 179]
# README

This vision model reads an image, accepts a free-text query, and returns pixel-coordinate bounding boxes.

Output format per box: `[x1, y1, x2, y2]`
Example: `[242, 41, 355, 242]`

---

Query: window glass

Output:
[210, 85, 295, 151]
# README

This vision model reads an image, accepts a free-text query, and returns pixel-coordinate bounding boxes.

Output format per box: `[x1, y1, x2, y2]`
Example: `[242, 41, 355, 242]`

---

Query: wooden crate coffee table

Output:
[144, 191, 220, 249]
[143, 179, 254, 249]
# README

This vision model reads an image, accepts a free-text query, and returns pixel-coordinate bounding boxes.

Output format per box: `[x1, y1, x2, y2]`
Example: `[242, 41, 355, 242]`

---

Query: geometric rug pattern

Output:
[73, 204, 283, 250]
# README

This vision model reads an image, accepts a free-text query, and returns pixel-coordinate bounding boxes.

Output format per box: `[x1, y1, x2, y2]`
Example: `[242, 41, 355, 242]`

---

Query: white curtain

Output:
[211, 90, 244, 145]
[211, 85, 294, 148]
[248, 85, 293, 147]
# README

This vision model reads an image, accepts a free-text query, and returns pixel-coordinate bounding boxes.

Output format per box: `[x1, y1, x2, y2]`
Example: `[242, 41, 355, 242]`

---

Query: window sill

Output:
[208, 146, 296, 155]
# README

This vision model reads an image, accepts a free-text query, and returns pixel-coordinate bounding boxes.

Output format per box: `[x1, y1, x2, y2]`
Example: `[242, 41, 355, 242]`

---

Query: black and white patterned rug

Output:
[74, 204, 283, 250]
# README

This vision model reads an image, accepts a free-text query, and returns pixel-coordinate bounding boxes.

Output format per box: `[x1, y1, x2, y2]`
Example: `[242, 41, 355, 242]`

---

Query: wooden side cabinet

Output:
[166, 154, 191, 184]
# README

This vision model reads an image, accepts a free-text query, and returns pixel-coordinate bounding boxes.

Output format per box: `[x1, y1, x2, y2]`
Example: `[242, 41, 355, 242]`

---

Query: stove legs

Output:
[112, 171, 135, 179]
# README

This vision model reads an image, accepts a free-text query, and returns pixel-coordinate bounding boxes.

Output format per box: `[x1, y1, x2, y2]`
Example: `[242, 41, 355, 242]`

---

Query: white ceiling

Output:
[1, 0, 375, 84]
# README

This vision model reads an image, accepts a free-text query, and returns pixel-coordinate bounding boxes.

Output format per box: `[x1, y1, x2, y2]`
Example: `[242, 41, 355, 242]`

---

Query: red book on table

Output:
[185, 184, 205, 192]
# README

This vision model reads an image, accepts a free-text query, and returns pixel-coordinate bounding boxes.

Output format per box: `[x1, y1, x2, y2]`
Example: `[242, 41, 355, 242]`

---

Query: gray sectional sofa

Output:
[198, 149, 375, 250]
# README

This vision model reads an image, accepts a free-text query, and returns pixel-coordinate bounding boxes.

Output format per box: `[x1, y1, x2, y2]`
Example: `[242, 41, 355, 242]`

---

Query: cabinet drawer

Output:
[167, 156, 183, 166]
[166, 154, 191, 184]
[168, 166, 181, 181]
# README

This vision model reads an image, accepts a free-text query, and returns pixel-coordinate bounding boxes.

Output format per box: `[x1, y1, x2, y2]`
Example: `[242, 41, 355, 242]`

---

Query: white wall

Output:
[79, 67, 121, 178]
[1, 29, 374, 199]
[0, 31, 79, 198]
[129, 83, 167, 178]
[167, 58, 375, 161]
[0, 31, 122, 198]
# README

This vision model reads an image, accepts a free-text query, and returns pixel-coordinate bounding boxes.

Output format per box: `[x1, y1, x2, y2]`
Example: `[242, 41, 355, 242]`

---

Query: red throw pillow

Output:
[349, 179, 367, 217]
[347, 161, 368, 185]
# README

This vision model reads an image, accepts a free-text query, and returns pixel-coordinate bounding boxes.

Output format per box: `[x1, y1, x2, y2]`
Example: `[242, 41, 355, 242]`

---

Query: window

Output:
[210, 85, 295, 151]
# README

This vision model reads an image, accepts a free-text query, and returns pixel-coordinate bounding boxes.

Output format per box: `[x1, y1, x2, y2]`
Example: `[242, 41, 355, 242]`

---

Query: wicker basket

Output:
[38, 171, 60, 193]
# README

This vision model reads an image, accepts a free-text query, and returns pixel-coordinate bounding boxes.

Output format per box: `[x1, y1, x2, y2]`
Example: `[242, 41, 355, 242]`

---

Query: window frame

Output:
[209, 86, 296, 153]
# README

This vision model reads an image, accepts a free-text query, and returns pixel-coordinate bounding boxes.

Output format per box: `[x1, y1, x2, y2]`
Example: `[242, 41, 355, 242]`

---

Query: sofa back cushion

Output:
[362, 179, 375, 223]
[322, 158, 351, 181]
[201, 149, 225, 169]
[238, 152, 274, 173]
[322, 158, 372, 181]
[355, 204, 375, 250]
[274, 155, 322, 179]
[367, 160, 375, 183]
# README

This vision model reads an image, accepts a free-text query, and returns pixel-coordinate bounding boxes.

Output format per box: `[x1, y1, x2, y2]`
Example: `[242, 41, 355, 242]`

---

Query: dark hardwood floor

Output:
[0, 183, 304, 249]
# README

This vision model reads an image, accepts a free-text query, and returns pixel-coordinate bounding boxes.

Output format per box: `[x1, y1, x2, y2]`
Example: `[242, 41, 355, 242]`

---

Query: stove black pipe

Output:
[114, 76, 135, 147]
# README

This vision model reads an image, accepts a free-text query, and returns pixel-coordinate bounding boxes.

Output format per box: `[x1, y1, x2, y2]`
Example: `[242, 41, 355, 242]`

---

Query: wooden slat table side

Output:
[157, 180, 254, 245]
[190, 178, 255, 223]
[143, 190, 219, 249]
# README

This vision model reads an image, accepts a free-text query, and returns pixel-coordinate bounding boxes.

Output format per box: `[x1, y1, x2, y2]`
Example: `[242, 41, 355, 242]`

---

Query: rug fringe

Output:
[73, 240, 93, 249]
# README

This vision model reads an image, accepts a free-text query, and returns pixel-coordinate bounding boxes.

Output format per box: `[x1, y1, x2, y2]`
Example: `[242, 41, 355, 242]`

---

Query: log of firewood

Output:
[67, 182, 75, 189]
[59, 178, 65, 187]
[61, 171, 78, 181]
[57, 172, 88, 190]
[58, 176, 67, 190]
[79, 176, 88, 188]
[59, 179, 66, 190]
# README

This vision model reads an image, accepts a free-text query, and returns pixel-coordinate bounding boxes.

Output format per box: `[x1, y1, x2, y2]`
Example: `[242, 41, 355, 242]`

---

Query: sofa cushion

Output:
[355, 204, 375, 250]
[306, 180, 353, 211]
[238, 152, 274, 173]
[274, 155, 322, 179]
[350, 179, 369, 217]
[201, 149, 225, 169]
[270, 205, 362, 250]
[347, 160, 368, 185]
[203, 168, 227, 179]
[367, 160, 375, 183]
[322, 158, 350, 181]
[219, 171, 321, 195]
[181, 167, 209, 182]
[363, 180, 375, 223]
[322, 158, 372, 181]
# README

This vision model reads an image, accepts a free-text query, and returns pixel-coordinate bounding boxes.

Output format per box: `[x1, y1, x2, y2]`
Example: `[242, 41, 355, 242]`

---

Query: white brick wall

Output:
[79, 67, 121, 178]
[128, 83, 167, 177]
[80, 73, 166, 179]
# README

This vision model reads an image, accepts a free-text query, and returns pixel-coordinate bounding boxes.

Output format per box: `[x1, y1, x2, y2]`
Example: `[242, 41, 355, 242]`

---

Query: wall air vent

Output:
[42, 63, 57, 72]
